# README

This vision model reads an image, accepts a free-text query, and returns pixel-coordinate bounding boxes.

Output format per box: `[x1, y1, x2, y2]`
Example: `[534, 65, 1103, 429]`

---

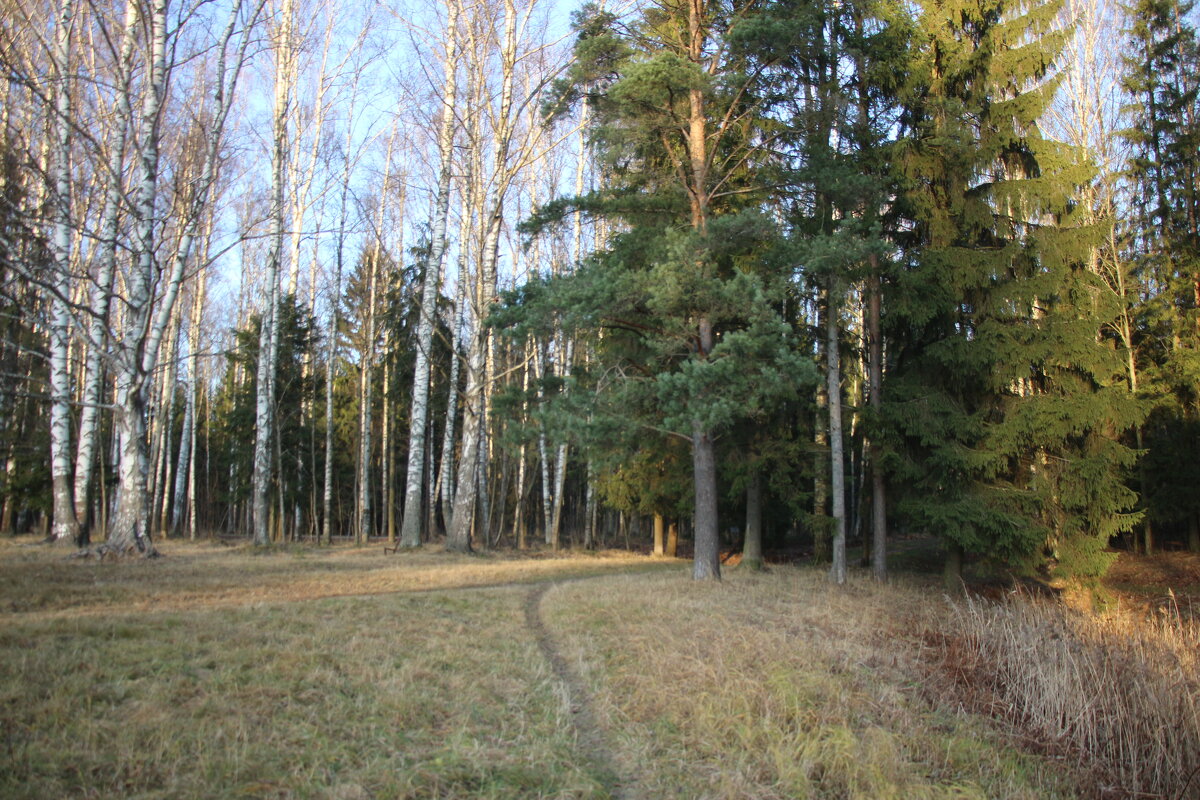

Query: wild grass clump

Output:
[945, 591, 1200, 798]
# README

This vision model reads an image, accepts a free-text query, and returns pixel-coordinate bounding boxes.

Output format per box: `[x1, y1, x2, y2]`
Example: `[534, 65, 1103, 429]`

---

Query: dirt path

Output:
[524, 581, 631, 800]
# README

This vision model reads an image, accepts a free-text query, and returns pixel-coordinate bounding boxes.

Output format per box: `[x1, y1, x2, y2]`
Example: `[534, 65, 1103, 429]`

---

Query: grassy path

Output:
[523, 582, 628, 800]
[0, 539, 1094, 798]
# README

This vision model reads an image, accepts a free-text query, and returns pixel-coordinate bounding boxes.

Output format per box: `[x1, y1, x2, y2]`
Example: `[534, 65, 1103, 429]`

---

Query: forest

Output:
[1, 0, 1199, 586]
[2, 0, 1200, 796]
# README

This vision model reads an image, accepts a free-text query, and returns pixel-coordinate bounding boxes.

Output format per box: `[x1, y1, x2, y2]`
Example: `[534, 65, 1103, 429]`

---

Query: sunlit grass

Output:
[1, 586, 615, 798]
[0, 537, 1115, 798]
[544, 569, 1082, 799]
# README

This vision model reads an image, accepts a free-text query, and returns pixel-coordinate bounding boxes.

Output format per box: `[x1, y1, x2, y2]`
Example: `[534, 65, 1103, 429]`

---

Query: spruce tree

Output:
[1120, 0, 1200, 551]
[885, 0, 1143, 583]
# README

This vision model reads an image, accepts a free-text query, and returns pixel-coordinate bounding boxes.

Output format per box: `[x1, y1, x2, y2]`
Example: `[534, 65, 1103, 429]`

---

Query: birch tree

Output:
[399, 0, 460, 548]
[252, 0, 297, 546]
[46, 0, 78, 545]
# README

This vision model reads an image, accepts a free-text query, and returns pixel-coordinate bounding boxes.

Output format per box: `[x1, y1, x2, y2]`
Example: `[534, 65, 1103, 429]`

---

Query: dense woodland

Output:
[1, 0, 1198, 584]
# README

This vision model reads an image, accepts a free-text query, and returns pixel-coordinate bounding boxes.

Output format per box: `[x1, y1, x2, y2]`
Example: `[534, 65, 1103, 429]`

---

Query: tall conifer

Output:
[885, 0, 1143, 582]
[1121, 0, 1200, 551]
[510, 0, 814, 580]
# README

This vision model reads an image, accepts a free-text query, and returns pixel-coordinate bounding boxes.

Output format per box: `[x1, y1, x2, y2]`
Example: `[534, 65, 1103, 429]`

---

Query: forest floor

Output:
[0, 537, 1195, 799]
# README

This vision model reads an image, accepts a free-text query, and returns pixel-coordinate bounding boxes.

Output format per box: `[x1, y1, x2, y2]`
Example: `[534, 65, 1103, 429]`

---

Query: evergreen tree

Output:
[508, 0, 815, 579]
[884, 0, 1143, 583]
[211, 295, 321, 540]
[1121, 0, 1200, 551]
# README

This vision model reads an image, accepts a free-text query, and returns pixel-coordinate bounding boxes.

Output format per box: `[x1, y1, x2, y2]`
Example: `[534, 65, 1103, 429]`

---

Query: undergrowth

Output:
[942, 591, 1200, 799]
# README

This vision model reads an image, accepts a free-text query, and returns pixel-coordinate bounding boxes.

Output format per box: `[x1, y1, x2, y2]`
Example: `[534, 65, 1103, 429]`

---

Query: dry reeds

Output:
[945, 591, 1200, 798]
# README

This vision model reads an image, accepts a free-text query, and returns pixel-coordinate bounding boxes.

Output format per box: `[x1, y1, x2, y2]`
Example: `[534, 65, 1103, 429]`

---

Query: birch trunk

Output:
[107, 0, 170, 556]
[47, 0, 78, 545]
[356, 251, 378, 545]
[73, 0, 139, 534]
[437, 284, 464, 533]
[253, 0, 295, 546]
[400, 0, 460, 548]
[172, 263, 206, 536]
[322, 81, 363, 545]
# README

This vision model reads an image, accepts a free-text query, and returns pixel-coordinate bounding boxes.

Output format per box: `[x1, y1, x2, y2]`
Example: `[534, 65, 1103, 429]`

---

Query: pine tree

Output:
[508, 0, 814, 579]
[885, 0, 1143, 584]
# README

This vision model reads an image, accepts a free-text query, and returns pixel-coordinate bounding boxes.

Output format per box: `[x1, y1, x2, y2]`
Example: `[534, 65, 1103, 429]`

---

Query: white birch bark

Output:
[356, 248, 378, 544]
[171, 279, 202, 536]
[534, 341, 552, 544]
[447, 0, 519, 551]
[436, 284, 465, 533]
[109, 0, 168, 555]
[73, 0, 138, 533]
[399, 0, 460, 548]
[321, 64, 366, 544]
[355, 128, 397, 544]
[253, 0, 296, 546]
[47, 0, 78, 545]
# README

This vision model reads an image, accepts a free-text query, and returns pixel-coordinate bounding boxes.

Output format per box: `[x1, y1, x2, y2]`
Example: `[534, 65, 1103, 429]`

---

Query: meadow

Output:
[1, 538, 1196, 799]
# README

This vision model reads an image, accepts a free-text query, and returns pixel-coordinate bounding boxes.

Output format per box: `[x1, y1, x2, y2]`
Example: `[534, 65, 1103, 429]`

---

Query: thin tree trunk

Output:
[743, 469, 763, 570]
[357, 250, 378, 545]
[867, 262, 886, 581]
[437, 291, 464, 535]
[827, 286, 847, 585]
[691, 318, 721, 581]
[253, 0, 295, 546]
[47, 0, 78, 546]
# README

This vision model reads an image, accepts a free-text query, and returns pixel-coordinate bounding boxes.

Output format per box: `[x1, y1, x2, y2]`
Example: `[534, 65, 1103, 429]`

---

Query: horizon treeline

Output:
[0, 0, 1197, 582]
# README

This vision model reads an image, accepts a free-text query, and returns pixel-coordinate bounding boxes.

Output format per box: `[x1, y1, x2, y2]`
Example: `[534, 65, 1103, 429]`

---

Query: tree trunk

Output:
[742, 470, 763, 571]
[690, 314, 721, 580]
[357, 249, 379, 545]
[827, 287, 847, 585]
[47, 0, 78, 546]
[253, 0, 294, 546]
[653, 513, 665, 555]
[867, 263, 886, 581]
[401, 0, 459, 548]
[943, 541, 964, 591]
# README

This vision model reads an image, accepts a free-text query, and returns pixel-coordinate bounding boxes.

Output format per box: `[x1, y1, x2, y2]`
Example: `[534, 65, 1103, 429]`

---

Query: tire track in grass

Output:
[524, 581, 630, 800]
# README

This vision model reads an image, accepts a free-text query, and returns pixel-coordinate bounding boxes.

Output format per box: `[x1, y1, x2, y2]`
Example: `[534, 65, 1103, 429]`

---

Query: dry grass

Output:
[0, 537, 660, 620]
[945, 591, 1200, 799]
[544, 569, 1081, 799]
[0, 537, 1128, 799]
